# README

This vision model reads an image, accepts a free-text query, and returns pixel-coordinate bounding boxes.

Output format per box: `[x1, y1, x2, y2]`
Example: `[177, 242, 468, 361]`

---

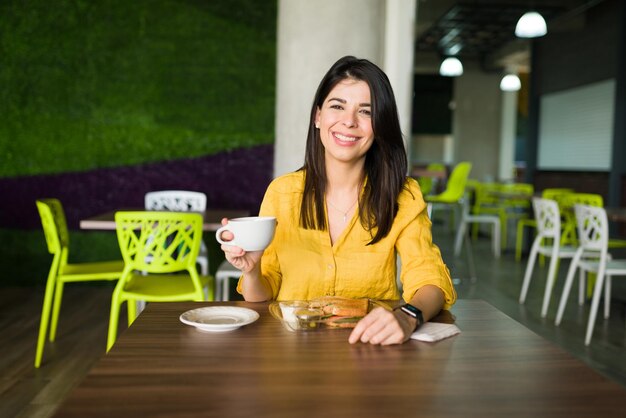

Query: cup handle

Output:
[215, 225, 234, 246]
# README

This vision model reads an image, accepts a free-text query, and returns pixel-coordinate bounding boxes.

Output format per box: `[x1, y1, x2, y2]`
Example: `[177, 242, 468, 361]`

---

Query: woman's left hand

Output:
[348, 307, 416, 345]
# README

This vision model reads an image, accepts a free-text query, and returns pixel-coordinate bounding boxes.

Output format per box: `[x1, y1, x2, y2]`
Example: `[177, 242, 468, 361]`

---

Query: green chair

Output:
[472, 182, 534, 250]
[416, 163, 446, 196]
[515, 188, 573, 261]
[35, 199, 124, 368]
[107, 211, 214, 351]
[426, 162, 472, 229]
[559, 193, 626, 249]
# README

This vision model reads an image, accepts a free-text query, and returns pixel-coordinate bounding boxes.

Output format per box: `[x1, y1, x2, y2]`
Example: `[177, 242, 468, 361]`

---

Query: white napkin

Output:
[410, 322, 461, 342]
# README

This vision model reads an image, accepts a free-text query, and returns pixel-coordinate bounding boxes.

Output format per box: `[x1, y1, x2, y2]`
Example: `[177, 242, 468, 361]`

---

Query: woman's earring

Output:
[315, 122, 320, 129]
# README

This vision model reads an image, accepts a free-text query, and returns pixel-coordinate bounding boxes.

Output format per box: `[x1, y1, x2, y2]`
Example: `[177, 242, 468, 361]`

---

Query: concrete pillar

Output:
[383, 0, 417, 168]
[274, 0, 416, 177]
[499, 88, 518, 182]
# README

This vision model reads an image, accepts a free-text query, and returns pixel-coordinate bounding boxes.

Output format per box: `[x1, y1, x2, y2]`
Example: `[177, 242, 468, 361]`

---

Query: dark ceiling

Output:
[414, 0, 606, 68]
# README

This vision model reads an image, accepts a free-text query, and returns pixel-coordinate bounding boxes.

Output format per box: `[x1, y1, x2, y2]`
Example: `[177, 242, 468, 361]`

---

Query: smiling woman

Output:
[219, 56, 456, 346]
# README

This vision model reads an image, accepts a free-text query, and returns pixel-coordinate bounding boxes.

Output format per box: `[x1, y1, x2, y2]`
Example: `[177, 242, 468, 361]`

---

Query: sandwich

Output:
[309, 296, 369, 328]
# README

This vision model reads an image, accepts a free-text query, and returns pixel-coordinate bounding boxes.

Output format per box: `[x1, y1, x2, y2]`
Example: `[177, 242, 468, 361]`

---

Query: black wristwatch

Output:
[397, 304, 424, 331]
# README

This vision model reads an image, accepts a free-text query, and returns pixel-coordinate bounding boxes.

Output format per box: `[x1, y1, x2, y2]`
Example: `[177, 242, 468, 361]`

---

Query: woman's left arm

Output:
[348, 284, 444, 345]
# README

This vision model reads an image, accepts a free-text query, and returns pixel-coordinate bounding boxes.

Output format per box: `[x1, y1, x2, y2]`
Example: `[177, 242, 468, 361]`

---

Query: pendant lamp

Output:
[500, 74, 521, 92]
[439, 57, 463, 77]
[515, 11, 547, 38]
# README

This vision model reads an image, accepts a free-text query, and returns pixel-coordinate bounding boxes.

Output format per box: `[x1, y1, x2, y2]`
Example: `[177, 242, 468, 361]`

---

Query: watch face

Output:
[400, 304, 424, 325]
[400, 304, 419, 316]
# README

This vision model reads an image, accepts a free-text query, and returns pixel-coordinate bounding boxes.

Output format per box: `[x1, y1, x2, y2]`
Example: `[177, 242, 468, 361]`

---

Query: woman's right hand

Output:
[218, 218, 263, 274]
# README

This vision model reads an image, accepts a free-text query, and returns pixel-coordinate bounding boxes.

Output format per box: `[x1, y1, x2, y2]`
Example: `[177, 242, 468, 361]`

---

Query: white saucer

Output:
[180, 307, 259, 333]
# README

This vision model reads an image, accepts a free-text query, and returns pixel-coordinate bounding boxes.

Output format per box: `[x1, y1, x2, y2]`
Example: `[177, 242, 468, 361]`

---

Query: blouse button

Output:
[327, 264, 333, 269]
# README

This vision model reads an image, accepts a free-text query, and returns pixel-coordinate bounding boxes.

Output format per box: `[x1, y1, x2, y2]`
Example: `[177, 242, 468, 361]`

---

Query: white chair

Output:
[519, 198, 578, 317]
[554, 205, 626, 345]
[145, 191, 209, 276]
[453, 193, 500, 258]
[215, 260, 242, 301]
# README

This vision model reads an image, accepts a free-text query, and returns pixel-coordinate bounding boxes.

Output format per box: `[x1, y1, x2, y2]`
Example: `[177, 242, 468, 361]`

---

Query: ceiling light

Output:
[515, 11, 547, 38]
[500, 74, 521, 92]
[439, 57, 463, 77]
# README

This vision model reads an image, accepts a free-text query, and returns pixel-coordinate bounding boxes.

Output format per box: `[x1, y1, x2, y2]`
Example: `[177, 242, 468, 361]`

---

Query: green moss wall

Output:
[0, 0, 277, 285]
[0, 0, 277, 177]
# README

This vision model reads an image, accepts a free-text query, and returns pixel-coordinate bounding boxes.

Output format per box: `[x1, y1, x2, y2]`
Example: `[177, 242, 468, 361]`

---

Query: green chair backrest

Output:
[115, 211, 203, 274]
[36, 199, 69, 256]
[562, 193, 603, 209]
[542, 188, 574, 209]
[433, 161, 472, 202]
[498, 182, 534, 208]
[541, 188, 573, 200]
[472, 182, 500, 211]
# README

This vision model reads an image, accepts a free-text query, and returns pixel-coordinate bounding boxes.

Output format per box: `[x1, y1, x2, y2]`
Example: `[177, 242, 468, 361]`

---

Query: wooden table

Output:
[606, 206, 626, 223]
[80, 209, 249, 232]
[52, 300, 626, 417]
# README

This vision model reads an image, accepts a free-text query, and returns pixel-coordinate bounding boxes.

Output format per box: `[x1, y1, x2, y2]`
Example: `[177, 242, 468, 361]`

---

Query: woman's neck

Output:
[325, 159, 365, 195]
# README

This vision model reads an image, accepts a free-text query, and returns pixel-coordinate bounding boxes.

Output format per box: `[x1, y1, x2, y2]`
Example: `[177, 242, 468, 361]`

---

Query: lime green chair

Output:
[472, 182, 534, 250]
[559, 193, 626, 249]
[107, 211, 214, 351]
[416, 163, 446, 196]
[35, 199, 124, 368]
[515, 188, 573, 261]
[470, 182, 501, 238]
[426, 162, 472, 229]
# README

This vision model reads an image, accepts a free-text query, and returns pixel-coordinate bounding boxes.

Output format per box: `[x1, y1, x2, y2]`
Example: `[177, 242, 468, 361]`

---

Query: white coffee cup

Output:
[215, 216, 277, 251]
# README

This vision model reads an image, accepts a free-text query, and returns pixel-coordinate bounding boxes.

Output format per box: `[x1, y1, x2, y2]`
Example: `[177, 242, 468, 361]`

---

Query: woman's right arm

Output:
[219, 219, 273, 301]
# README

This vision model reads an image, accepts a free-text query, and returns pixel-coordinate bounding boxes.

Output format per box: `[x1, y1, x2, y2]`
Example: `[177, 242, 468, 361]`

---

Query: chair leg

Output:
[585, 270, 607, 345]
[555, 252, 582, 325]
[604, 275, 611, 319]
[136, 300, 147, 314]
[223, 276, 231, 301]
[107, 290, 123, 352]
[127, 298, 137, 326]
[541, 254, 560, 318]
[471, 221, 479, 241]
[586, 272, 596, 299]
[35, 263, 59, 368]
[205, 276, 215, 301]
[453, 220, 467, 257]
[515, 221, 524, 261]
[578, 269, 585, 306]
[492, 220, 501, 258]
[197, 257, 209, 277]
[519, 241, 540, 304]
[49, 281, 65, 342]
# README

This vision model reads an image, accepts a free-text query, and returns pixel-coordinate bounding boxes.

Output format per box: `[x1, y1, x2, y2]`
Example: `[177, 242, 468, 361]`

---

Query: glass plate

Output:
[269, 299, 391, 332]
[180, 306, 260, 333]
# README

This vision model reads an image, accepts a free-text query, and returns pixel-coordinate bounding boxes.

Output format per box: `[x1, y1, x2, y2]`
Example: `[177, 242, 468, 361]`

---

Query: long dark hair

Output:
[299, 55, 408, 245]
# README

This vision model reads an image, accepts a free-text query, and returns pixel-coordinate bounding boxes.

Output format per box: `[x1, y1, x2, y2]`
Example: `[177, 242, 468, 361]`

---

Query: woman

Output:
[221, 56, 455, 345]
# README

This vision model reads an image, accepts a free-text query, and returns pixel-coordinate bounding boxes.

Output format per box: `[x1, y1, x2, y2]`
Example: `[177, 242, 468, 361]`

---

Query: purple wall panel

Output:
[0, 144, 274, 230]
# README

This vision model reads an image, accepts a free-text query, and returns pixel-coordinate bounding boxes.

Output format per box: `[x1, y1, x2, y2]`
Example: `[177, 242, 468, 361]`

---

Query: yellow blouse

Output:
[237, 171, 456, 308]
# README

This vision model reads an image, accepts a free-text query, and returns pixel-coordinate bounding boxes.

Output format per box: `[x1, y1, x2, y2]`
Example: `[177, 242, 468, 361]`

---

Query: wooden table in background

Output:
[606, 207, 626, 223]
[606, 206, 626, 237]
[80, 209, 249, 232]
[52, 300, 626, 417]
